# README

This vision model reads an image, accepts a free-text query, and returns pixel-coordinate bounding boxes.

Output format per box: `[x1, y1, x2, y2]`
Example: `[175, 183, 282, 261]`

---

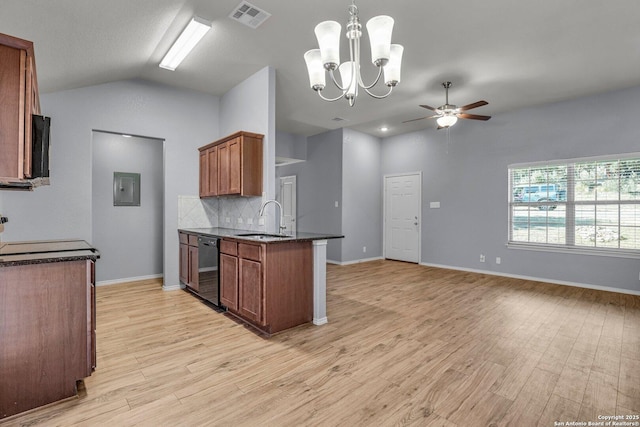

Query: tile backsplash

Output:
[178, 195, 266, 232]
[218, 196, 264, 231]
[178, 196, 218, 228]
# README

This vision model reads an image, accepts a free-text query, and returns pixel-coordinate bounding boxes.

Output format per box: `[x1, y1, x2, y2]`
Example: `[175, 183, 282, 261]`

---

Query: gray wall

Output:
[275, 128, 383, 263]
[1, 79, 220, 288]
[382, 85, 640, 293]
[342, 129, 383, 262]
[92, 132, 163, 283]
[276, 130, 307, 161]
[220, 66, 276, 200]
[277, 129, 344, 261]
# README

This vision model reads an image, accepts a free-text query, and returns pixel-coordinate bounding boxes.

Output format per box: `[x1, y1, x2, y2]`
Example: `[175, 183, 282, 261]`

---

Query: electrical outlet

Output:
[225, 217, 231, 223]
[363, 246, 367, 253]
[335, 201, 339, 207]
[237, 218, 243, 224]
[496, 257, 501, 265]
[480, 254, 485, 263]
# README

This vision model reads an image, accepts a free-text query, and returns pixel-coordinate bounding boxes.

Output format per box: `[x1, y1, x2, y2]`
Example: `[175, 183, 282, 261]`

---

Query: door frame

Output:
[277, 175, 297, 234]
[383, 172, 422, 263]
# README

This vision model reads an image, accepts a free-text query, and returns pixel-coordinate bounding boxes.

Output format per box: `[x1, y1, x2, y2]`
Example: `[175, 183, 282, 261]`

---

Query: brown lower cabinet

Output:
[0, 259, 96, 419]
[219, 239, 313, 335]
[179, 231, 199, 291]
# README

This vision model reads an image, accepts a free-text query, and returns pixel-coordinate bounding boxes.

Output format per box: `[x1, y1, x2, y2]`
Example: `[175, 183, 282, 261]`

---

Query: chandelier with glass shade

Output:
[303, 1, 404, 106]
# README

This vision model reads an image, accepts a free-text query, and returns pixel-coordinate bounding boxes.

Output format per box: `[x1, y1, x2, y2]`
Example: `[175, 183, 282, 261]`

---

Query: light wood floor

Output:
[2, 260, 639, 426]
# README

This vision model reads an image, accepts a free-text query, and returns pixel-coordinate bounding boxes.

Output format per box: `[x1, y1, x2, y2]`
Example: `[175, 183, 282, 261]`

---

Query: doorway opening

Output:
[91, 130, 165, 285]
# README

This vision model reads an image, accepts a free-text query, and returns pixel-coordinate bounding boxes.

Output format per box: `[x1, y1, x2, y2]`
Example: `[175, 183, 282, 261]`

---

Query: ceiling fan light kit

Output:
[303, 1, 404, 106]
[436, 115, 458, 128]
[404, 81, 492, 129]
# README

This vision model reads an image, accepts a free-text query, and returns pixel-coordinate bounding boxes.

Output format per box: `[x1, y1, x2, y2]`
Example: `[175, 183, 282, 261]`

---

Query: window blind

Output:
[508, 154, 640, 257]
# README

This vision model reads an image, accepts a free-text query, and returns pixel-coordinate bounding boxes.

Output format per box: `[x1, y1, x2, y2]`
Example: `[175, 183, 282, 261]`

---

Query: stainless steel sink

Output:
[235, 233, 290, 239]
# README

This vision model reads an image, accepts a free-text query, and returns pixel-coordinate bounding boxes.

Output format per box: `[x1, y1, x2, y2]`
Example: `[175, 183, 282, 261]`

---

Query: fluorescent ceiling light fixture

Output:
[160, 16, 211, 71]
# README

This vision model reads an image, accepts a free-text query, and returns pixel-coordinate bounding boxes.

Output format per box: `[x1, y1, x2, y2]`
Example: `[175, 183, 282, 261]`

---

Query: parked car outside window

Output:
[512, 184, 566, 210]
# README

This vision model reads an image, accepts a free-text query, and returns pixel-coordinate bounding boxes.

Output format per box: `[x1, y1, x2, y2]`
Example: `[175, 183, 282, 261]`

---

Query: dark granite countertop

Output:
[0, 239, 100, 267]
[178, 227, 343, 243]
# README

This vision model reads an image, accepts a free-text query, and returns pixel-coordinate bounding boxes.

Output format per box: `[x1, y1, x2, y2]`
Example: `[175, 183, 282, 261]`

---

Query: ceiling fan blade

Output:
[402, 116, 429, 123]
[419, 104, 437, 111]
[457, 113, 491, 121]
[458, 100, 488, 111]
[402, 114, 441, 123]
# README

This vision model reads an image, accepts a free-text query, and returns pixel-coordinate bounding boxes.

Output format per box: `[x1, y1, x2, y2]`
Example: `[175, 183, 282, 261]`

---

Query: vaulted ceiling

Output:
[3, 0, 640, 137]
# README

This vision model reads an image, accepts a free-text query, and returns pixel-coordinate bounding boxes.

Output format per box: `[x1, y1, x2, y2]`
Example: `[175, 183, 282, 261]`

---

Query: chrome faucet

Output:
[259, 199, 286, 234]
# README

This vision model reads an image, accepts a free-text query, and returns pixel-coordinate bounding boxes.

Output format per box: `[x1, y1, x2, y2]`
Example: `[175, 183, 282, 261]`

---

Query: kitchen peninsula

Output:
[178, 228, 342, 334]
[0, 240, 100, 419]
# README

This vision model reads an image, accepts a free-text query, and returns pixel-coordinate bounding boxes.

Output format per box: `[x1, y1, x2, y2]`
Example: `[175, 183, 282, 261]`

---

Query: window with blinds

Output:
[508, 154, 640, 257]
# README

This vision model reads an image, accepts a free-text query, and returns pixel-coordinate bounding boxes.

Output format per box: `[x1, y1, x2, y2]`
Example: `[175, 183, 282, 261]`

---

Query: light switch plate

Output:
[430, 201, 440, 208]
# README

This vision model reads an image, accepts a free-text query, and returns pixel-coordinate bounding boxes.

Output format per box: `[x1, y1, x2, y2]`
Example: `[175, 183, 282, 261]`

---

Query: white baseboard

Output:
[419, 262, 640, 296]
[313, 317, 328, 326]
[162, 283, 182, 291]
[327, 256, 384, 266]
[96, 274, 163, 287]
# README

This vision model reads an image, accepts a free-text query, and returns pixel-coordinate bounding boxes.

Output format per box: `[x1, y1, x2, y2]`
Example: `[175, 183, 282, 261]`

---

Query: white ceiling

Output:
[3, 0, 640, 137]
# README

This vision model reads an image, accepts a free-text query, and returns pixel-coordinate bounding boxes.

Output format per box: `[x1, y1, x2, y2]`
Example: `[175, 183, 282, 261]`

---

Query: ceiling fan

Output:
[404, 81, 491, 129]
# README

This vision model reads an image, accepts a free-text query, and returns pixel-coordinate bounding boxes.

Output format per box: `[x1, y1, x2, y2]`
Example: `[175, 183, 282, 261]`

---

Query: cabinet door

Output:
[87, 260, 96, 373]
[239, 258, 263, 324]
[0, 44, 23, 180]
[228, 137, 241, 194]
[188, 245, 199, 291]
[218, 142, 230, 195]
[220, 253, 238, 311]
[179, 243, 189, 284]
[199, 150, 209, 197]
[207, 146, 218, 196]
[23, 54, 36, 178]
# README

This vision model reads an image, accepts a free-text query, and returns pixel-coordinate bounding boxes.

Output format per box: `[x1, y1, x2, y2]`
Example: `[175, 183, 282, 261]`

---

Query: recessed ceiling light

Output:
[160, 16, 211, 71]
[122, 134, 132, 138]
[380, 126, 389, 132]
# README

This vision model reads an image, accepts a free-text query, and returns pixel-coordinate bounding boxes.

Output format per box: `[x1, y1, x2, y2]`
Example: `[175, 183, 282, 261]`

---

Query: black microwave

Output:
[31, 114, 50, 178]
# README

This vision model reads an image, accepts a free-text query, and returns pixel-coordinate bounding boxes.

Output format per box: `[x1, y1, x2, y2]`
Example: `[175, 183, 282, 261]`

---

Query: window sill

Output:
[506, 242, 640, 259]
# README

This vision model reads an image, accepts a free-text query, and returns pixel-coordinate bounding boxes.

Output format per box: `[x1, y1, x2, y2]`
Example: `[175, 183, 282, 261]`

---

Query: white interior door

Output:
[278, 175, 296, 234]
[384, 173, 421, 263]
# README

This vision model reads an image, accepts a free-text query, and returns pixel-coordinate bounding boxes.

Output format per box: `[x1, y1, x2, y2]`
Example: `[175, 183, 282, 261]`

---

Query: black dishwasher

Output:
[190, 236, 220, 307]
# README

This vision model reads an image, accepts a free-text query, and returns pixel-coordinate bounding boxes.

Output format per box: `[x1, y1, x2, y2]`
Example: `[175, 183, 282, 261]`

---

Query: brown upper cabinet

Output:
[199, 131, 263, 198]
[0, 33, 41, 182]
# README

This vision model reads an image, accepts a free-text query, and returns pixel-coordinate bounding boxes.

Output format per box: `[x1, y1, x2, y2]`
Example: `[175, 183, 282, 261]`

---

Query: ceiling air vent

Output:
[229, 1, 271, 29]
